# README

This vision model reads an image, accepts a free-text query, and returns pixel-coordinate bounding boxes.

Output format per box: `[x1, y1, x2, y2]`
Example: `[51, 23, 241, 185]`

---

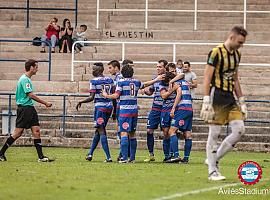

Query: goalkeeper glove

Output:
[238, 96, 247, 119]
[200, 96, 215, 123]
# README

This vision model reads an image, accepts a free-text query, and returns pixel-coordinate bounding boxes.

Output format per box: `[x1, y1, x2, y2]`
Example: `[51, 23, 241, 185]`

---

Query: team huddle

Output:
[76, 59, 193, 164]
[0, 26, 248, 181]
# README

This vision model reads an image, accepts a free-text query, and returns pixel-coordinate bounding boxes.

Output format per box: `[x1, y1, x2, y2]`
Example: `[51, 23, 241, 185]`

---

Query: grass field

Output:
[0, 147, 269, 200]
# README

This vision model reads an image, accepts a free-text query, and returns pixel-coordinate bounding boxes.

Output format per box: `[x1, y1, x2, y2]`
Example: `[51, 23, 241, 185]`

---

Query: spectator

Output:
[73, 24, 88, 53]
[59, 18, 73, 53]
[182, 61, 198, 98]
[40, 17, 60, 53]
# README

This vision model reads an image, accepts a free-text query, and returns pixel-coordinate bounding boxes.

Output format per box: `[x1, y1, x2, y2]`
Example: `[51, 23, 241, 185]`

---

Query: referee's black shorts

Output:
[16, 105, 39, 129]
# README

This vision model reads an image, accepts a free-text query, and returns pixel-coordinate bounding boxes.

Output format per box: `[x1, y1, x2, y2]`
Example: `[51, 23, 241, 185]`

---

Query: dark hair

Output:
[80, 24, 87, 31]
[122, 59, 133, 67]
[166, 63, 176, 69]
[92, 62, 104, 77]
[158, 60, 168, 69]
[53, 17, 58, 23]
[25, 59, 37, 71]
[162, 71, 176, 84]
[63, 18, 71, 27]
[183, 61, 190, 66]
[177, 59, 183, 63]
[108, 60, 120, 70]
[231, 26, 248, 37]
[121, 65, 134, 78]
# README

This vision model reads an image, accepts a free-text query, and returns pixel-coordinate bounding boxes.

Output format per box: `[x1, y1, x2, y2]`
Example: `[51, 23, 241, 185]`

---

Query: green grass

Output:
[0, 147, 269, 200]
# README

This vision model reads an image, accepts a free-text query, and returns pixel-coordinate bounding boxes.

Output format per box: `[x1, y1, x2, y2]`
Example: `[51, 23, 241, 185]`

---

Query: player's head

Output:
[156, 59, 168, 75]
[92, 62, 104, 77]
[25, 59, 38, 75]
[121, 64, 134, 78]
[122, 59, 134, 67]
[228, 26, 248, 50]
[107, 60, 120, 75]
[162, 71, 176, 84]
[166, 63, 177, 75]
[176, 59, 183, 68]
[182, 61, 191, 73]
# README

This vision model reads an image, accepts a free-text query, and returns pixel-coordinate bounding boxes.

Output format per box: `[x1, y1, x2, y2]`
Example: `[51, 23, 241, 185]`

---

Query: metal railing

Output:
[96, 0, 270, 30]
[71, 40, 270, 82]
[1, 92, 269, 136]
[0, 39, 52, 81]
[0, 0, 78, 28]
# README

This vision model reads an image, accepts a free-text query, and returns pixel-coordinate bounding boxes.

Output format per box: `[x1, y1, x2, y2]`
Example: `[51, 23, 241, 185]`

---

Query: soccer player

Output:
[76, 62, 114, 162]
[159, 63, 178, 162]
[143, 60, 168, 162]
[167, 73, 193, 163]
[102, 63, 164, 163]
[200, 26, 248, 181]
[0, 59, 53, 162]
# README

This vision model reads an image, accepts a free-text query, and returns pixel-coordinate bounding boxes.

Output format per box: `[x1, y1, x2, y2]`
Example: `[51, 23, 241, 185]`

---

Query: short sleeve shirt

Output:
[16, 74, 34, 106]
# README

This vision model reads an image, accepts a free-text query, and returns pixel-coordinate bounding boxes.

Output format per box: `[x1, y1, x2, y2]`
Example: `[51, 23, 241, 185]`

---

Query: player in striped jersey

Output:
[103, 63, 164, 163]
[76, 62, 114, 162]
[142, 60, 168, 162]
[167, 74, 193, 163]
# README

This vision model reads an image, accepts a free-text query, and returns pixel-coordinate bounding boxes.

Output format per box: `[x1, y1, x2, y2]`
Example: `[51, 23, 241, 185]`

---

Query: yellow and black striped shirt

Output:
[207, 44, 241, 93]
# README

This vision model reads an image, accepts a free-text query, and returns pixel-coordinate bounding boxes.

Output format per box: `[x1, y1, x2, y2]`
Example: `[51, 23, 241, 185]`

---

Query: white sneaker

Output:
[204, 158, 208, 165]
[79, 51, 83, 54]
[208, 171, 226, 181]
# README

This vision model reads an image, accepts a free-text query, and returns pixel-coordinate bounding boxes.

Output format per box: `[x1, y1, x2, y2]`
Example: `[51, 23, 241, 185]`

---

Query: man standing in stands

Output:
[182, 61, 198, 99]
[0, 59, 53, 162]
[200, 26, 248, 181]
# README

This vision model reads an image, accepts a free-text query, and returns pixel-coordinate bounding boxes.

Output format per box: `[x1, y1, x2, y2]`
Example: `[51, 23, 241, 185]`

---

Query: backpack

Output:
[32, 37, 41, 46]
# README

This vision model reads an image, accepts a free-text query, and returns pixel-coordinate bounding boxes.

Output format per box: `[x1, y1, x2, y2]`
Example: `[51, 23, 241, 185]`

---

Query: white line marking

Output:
[153, 178, 270, 200]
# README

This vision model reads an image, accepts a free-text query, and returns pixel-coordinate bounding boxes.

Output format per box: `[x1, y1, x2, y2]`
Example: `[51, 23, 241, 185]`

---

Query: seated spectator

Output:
[73, 24, 88, 53]
[40, 17, 60, 53]
[59, 18, 73, 53]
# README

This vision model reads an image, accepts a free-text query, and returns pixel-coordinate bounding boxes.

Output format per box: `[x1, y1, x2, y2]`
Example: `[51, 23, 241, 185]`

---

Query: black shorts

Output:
[212, 88, 237, 109]
[16, 106, 39, 129]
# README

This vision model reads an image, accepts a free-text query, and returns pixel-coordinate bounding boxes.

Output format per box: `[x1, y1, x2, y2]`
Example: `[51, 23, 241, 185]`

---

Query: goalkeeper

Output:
[200, 26, 248, 181]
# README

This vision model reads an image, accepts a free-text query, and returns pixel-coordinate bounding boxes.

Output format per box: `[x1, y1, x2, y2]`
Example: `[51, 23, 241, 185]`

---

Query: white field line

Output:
[153, 178, 270, 200]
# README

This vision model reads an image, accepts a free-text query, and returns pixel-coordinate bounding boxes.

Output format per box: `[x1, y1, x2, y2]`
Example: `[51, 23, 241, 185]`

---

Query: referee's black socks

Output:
[34, 139, 44, 159]
[0, 136, 15, 155]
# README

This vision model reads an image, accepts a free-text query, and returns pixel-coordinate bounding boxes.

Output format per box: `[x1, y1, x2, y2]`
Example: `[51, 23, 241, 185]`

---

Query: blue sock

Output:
[129, 138, 137, 161]
[147, 133, 154, 155]
[163, 138, 170, 159]
[170, 135, 179, 158]
[128, 138, 131, 158]
[100, 134, 111, 159]
[120, 136, 129, 161]
[169, 142, 173, 158]
[184, 139, 192, 161]
[88, 133, 100, 156]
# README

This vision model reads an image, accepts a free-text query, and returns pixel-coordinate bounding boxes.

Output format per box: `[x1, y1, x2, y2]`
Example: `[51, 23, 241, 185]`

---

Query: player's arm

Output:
[27, 93, 52, 108]
[203, 65, 214, 96]
[170, 84, 181, 118]
[169, 73, 184, 84]
[234, 68, 247, 118]
[160, 84, 177, 99]
[76, 92, 95, 111]
[190, 78, 198, 89]
[141, 74, 165, 88]
[102, 91, 120, 99]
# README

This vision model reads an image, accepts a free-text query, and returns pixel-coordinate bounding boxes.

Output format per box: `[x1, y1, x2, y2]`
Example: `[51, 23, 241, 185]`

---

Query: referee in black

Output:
[0, 59, 53, 162]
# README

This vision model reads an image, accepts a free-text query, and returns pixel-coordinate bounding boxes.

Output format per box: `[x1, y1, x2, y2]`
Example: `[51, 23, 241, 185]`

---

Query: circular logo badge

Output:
[122, 122, 129, 129]
[238, 161, 262, 185]
[179, 120, 185, 126]
[97, 117, 104, 125]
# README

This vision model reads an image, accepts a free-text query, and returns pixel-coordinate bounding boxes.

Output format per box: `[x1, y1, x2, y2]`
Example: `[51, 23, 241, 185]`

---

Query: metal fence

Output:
[0, 0, 78, 28]
[0, 39, 53, 81]
[1, 92, 269, 136]
[96, 0, 270, 30]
